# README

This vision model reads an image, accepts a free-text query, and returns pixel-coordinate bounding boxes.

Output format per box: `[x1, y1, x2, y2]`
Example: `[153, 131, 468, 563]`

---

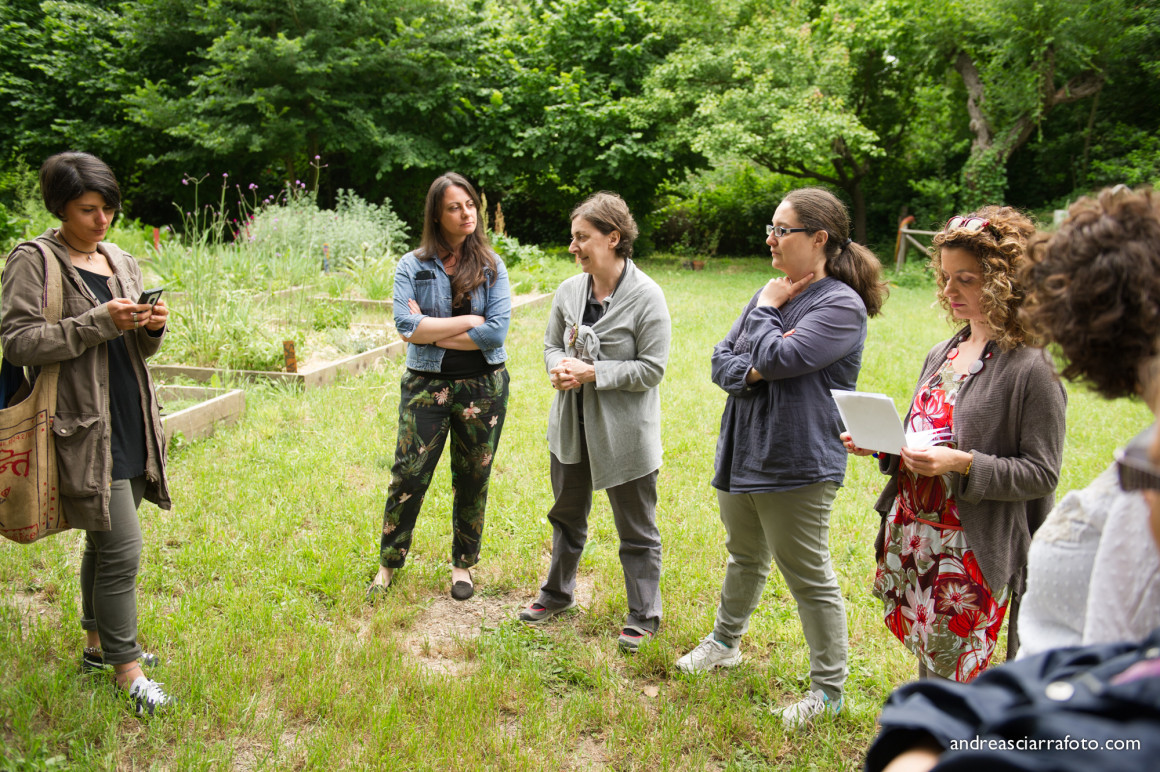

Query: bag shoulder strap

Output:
[10, 240, 64, 387]
[16, 239, 64, 325]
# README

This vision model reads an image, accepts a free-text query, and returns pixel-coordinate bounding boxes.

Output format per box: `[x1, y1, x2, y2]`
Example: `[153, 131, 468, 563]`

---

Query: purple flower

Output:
[314, 155, 320, 160]
[249, 183, 258, 190]
[182, 178, 189, 185]
[223, 172, 228, 177]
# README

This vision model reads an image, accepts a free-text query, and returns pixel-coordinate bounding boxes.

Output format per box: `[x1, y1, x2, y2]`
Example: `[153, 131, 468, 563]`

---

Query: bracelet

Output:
[963, 452, 973, 477]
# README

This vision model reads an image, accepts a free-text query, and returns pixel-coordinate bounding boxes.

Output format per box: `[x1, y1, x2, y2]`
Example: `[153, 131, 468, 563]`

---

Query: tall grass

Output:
[0, 258, 1148, 770]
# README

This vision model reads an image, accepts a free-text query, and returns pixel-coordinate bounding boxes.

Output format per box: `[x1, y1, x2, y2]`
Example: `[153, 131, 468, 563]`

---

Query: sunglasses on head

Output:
[945, 216, 991, 233]
[1116, 424, 1160, 493]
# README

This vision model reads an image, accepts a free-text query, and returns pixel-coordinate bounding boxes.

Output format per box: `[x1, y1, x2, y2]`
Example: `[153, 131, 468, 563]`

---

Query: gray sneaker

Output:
[675, 633, 741, 673]
[773, 688, 842, 730]
[518, 599, 576, 624]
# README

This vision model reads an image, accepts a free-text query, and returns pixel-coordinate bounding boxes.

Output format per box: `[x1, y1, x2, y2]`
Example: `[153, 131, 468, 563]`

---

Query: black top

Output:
[432, 293, 501, 380]
[575, 269, 627, 423]
[77, 268, 146, 480]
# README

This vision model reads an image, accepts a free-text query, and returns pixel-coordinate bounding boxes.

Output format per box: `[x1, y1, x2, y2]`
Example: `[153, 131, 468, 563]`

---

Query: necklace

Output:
[59, 231, 97, 262]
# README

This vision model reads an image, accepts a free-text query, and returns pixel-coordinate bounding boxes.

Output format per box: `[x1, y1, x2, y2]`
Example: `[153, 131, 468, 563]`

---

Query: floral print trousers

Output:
[379, 367, 509, 569]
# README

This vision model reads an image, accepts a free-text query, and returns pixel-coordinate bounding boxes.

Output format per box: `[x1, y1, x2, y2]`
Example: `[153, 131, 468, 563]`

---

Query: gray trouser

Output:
[713, 482, 847, 700]
[80, 476, 145, 666]
[537, 445, 662, 633]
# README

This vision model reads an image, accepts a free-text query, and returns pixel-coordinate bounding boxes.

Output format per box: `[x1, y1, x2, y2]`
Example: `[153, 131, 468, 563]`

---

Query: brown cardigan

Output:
[874, 329, 1067, 594]
[1, 230, 171, 530]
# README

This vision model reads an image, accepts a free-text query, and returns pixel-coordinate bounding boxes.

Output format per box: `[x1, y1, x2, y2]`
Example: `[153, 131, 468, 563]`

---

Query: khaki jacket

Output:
[1, 230, 171, 530]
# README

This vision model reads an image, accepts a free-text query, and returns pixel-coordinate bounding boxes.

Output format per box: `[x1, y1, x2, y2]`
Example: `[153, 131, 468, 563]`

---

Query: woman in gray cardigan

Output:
[676, 187, 888, 730]
[518, 192, 671, 653]
[844, 206, 1066, 683]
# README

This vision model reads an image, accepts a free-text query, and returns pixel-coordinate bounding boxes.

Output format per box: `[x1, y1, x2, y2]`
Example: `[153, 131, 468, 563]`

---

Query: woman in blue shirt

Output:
[367, 172, 511, 602]
[675, 187, 888, 729]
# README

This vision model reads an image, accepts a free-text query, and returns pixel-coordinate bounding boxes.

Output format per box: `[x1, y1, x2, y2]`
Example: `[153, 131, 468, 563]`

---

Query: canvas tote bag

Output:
[0, 240, 67, 543]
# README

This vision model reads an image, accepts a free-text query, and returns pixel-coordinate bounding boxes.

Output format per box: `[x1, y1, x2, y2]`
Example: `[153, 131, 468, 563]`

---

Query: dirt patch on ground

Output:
[233, 726, 304, 771]
[393, 573, 596, 677]
[566, 733, 611, 770]
[8, 588, 59, 627]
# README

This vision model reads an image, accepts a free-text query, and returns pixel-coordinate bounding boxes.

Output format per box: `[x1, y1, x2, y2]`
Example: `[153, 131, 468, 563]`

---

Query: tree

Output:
[913, 0, 1124, 205]
[637, 0, 937, 242]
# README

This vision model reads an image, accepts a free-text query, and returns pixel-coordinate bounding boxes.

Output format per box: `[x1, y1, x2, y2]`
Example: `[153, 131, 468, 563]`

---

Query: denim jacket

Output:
[393, 249, 511, 372]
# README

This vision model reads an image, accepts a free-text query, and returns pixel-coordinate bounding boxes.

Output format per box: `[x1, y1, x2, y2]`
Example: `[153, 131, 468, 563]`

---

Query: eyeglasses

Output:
[945, 216, 991, 233]
[1115, 424, 1160, 493]
[766, 224, 809, 238]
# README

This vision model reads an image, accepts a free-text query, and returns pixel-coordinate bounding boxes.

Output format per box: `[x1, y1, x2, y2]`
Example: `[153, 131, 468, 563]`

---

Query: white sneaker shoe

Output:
[773, 688, 842, 730]
[675, 634, 741, 673]
[127, 675, 177, 716]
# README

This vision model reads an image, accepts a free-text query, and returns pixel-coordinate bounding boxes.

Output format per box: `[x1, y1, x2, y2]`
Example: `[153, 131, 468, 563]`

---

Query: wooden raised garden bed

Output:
[150, 292, 553, 390]
[157, 385, 246, 442]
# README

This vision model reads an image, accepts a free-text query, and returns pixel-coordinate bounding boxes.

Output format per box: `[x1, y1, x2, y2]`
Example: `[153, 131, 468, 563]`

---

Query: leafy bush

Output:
[312, 302, 356, 331]
[489, 230, 559, 293]
[649, 162, 789, 257]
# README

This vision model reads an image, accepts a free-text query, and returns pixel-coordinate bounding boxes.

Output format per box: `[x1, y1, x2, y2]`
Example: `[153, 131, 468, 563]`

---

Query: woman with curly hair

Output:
[1015, 186, 1160, 656]
[843, 206, 1066, 681]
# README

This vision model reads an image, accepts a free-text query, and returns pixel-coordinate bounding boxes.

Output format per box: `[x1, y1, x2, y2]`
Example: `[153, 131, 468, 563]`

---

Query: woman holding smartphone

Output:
[368, 172, 511, 602]
[1, 151, 173, 715]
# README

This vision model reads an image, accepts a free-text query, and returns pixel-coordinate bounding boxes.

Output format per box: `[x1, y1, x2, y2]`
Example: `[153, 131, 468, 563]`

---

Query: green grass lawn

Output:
[0, 258, 1150, 770]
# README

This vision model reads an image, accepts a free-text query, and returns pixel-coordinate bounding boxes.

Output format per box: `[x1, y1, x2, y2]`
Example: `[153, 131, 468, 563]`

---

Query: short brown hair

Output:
[39, 151, 122, 220]
[931, 205, 1036, 351]
[1020, 186, 1160, 399]
[570, 192, 638, 260]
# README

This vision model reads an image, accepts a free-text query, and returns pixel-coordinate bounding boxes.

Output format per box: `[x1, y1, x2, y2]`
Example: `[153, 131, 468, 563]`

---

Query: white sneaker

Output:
[675, 634, 741, 673]
[127, 675, 177, 716]
[773, 688, 842, 730]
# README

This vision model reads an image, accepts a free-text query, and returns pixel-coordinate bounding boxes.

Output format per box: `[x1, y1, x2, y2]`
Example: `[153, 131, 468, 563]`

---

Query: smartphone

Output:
[137, 288, 164, 306]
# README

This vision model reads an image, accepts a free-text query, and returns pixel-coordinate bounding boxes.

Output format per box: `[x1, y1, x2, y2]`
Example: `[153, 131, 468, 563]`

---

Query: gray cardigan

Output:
[545, 260, 671, 490]
[874, 329, 1067, 594]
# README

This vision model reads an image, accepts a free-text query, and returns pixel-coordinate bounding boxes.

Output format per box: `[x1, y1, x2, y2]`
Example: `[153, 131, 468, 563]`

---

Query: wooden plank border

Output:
[148, 291, 554, 390]
[157, 385, 246, 442]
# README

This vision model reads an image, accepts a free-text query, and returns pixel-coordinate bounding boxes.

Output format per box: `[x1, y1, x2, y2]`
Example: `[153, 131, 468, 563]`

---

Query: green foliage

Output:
[311, 302, 355, 332]
[651, 162, 788, 256]
[1088, 126, 1160, 189]
[243, 183, 409, 277]
[0, 0, 1156, 258]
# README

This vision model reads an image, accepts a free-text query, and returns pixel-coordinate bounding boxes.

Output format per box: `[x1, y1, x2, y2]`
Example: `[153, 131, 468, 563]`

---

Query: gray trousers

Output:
[80, 476, 145, 666]
[537, 443, 662, 633]
[713, 482, 847, 700]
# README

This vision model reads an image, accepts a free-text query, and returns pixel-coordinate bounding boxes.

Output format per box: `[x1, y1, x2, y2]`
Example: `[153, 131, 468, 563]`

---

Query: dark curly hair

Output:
[930, 205, 1036, 351]
[1020, 186, 1160, 400]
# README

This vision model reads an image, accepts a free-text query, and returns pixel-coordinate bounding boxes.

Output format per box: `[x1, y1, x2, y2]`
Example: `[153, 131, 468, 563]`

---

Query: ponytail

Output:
[783, 188, 889, 317]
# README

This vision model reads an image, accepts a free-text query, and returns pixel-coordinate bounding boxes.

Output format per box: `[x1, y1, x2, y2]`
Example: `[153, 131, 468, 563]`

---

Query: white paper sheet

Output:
[830, 390, 955, 455]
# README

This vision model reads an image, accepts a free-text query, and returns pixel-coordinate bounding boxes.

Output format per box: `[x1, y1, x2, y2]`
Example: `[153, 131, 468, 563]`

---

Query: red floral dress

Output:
[873, 348, 1009, 681]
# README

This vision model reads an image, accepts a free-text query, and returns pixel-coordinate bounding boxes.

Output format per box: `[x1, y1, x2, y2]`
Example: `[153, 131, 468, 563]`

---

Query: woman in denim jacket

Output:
[367, 172, 511, 602]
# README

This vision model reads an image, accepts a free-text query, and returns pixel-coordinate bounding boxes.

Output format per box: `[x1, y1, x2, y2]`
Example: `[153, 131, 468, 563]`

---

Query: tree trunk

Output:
[954, 49, 1104, 202]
